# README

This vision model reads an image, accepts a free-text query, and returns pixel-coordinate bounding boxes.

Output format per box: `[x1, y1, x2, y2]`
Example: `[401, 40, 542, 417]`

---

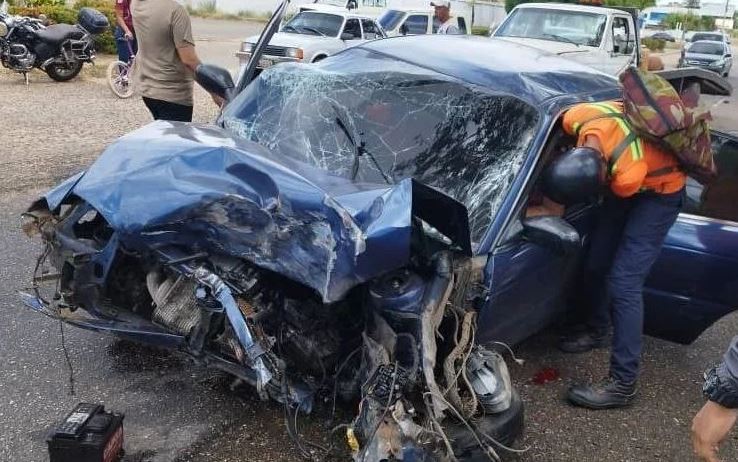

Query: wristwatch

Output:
[703, 362, 738, 409]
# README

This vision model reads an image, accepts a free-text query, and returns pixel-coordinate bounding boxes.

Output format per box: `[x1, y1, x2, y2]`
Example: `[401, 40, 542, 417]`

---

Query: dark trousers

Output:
[114, 26, 137, 63]
[586, 189, 684, 384]
[143, 97, 193, 122]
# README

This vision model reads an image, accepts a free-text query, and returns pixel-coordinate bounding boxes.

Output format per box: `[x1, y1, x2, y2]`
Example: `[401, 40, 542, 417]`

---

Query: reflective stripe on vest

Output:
[575, 104, 676, 179]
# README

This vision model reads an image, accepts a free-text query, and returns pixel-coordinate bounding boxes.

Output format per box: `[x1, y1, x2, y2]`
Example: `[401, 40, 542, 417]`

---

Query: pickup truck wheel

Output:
[447, 390, 524, 461]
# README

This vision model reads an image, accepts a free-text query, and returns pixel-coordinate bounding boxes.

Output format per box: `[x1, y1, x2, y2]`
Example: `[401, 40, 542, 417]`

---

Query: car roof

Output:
[513, 2, 623, 15]
[689, 40, 726, 46]
[357, 35, 619, 107]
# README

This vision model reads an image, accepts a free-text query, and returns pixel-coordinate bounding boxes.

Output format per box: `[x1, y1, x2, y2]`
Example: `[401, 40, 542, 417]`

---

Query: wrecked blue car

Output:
[21, 17, 738, 462]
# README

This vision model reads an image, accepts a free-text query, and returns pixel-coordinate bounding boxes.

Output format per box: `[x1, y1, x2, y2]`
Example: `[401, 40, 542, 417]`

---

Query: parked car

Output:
[649, 31, 675, 42]
[20, 4, 737, 458]
[236, 10, 385, 73]
[686, 31, 731, 45]
[680, 40, 733, 77]
[491, 2, 640, 76]
[377, 7, 470, 36]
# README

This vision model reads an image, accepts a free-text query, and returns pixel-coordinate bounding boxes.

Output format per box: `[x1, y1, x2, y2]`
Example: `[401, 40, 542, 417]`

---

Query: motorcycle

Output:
[0, 7, 108, 83]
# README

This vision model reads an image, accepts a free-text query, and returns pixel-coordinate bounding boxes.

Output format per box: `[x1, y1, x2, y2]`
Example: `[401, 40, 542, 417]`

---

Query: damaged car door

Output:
[643, 130, 738, 344]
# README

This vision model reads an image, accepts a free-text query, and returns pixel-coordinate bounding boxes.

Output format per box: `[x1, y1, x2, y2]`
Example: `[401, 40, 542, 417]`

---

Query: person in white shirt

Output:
[431, 0, 460, 34]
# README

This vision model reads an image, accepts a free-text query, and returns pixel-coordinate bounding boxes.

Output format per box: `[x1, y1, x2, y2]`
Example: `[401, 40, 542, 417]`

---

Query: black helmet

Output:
[542, 147, 606, 205]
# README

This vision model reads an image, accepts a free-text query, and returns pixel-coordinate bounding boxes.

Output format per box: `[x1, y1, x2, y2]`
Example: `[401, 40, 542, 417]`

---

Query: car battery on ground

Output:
[47, 403, 124, 462]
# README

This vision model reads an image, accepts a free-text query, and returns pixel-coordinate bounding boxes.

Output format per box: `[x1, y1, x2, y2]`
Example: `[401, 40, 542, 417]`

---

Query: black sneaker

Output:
[558, 329, 609, 353]
[567, 377, 636, 410]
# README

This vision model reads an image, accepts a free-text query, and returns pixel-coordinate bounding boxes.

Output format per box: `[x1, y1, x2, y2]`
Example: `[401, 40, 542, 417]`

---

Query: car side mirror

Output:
[195, 64, 234, 101]
[399, 23, 408, 35]
[727, 54, 732, 58]
[522, 216, 581, 255]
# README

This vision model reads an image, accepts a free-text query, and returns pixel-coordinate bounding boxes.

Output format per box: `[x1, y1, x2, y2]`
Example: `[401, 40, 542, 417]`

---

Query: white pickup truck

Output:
[492, 3, 639, 76]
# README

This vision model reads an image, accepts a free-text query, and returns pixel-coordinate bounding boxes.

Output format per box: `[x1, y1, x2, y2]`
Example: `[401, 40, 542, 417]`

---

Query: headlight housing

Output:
[240, 42, 254, 53]
[712, 59, 725, 67]
[285, 47, 304, 59]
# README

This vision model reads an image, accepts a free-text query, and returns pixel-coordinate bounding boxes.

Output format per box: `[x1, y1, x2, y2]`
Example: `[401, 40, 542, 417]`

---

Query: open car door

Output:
[642, 70, 736, 344]
[644, 129, 738, 344]
[234, 0, 291, 93]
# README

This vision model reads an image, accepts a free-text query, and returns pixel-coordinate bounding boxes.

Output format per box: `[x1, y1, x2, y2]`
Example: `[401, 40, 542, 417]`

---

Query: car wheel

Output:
[447, 390, 524, 460]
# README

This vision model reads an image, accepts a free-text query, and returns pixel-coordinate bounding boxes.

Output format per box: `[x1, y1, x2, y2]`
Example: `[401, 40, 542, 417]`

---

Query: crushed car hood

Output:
[39, 121, 472, 303]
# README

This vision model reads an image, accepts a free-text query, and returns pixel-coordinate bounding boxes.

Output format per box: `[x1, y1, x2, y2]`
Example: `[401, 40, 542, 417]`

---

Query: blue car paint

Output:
[27, 35, 738, 349]
[38, 121, 471, 304]
[643, 215, 738, 343]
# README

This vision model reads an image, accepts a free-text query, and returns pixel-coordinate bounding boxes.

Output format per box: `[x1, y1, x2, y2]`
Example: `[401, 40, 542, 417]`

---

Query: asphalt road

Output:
[0, 20, 737, 462]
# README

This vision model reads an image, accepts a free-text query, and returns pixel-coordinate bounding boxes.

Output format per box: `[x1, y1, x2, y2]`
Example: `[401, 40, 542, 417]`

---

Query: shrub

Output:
[471, 26, 489, 36]
[642, 37, 666, 52]
[9, 0, 117, 55]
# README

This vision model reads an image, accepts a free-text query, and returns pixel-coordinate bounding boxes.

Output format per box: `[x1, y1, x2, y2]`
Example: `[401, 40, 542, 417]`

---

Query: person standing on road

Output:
[432, 0, 460, 34]
[557, 101, 686, 409]
[692, 337, 738, 462]
[114, 0, 137, 63]
[131, 0, 212, 122]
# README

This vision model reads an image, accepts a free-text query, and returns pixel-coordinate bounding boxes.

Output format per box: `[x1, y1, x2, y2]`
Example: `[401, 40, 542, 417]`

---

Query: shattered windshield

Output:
[222, 49, 539, 244]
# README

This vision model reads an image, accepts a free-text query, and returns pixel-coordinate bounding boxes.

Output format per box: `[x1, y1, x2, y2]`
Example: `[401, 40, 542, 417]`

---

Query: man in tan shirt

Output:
[131, 0, 204, 121]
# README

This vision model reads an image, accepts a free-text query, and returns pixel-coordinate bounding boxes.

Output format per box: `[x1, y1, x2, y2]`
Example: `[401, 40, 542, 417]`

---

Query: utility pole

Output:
[721, 0, 729, 32]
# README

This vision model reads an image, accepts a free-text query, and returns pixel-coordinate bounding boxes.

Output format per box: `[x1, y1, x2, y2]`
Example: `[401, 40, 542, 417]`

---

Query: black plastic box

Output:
[77, 8, 110, 35]
[47, 403, 124, 462]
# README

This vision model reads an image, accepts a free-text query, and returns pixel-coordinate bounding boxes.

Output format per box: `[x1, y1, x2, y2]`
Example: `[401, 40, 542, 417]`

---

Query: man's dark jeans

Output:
[114, 26, 137, 63]
[143, 97, 193, 122]
[586, 188, 685, 384]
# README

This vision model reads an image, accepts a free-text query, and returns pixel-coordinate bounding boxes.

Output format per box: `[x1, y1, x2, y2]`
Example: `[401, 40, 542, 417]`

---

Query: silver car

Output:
[679, 40, 733, 78]
[237, 10, 385, 74]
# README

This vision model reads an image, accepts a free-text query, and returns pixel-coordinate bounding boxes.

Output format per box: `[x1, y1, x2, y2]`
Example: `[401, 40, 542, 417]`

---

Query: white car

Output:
[377, 7, 470, 36]
[492, 3, 639, 76]
[237, 10, 386, 72]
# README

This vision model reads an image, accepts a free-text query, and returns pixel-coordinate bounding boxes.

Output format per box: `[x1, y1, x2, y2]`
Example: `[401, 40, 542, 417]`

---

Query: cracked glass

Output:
[221, 48, 540, 244]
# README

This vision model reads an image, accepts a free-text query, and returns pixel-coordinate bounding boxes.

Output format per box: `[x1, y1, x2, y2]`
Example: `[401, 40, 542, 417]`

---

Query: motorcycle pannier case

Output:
[78, 8, 109, 34]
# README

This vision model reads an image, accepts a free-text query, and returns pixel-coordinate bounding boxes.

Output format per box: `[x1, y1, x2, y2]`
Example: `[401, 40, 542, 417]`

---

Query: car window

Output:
[403, 15, 429, 35]
[361, 19, 380, 39]
[495, 8, 607, 47]
[457, 17, 467, 34]
[283, 12, 344, 37]
[378, 9, 404, 30]
[611, 16, 634, 55]
[683, 135, 738, 223]
[688, 42, 725, 55]
[693, 33, 723, 42]
[343, 18, 362, 39]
